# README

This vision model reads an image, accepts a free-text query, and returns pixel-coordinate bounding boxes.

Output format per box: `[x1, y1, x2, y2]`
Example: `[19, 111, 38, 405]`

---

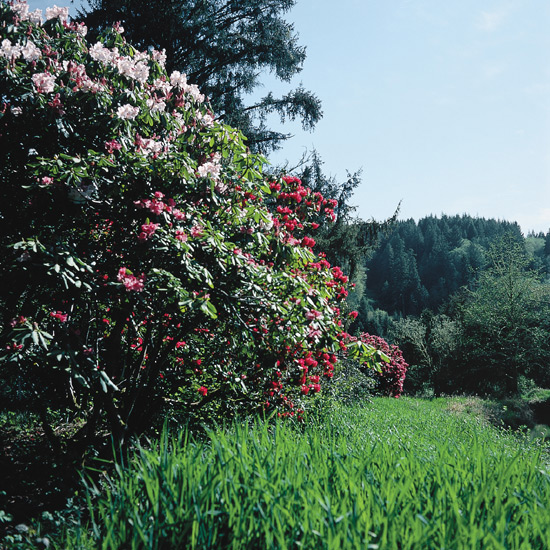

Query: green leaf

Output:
[73, 372, 90, 389]
[38, 332, 50, 350]
[99, 371, 119, 392]
[200, 300, 218, 319]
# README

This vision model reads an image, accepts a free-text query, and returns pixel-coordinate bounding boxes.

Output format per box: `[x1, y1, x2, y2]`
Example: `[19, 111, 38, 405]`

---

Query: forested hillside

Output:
[350, 215, 550, 396]
[353, 215, 549, 323]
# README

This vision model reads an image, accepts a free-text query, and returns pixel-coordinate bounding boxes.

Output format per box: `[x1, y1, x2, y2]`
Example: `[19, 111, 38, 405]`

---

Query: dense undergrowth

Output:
[3, 397, 549, 549]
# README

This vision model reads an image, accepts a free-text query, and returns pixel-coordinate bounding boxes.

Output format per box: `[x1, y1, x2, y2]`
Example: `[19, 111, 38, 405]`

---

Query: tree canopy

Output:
[458, 235, 550, 395]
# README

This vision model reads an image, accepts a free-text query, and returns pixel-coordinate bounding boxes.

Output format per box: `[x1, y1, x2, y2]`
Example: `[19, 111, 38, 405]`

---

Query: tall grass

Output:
[69, 398, 550, 549]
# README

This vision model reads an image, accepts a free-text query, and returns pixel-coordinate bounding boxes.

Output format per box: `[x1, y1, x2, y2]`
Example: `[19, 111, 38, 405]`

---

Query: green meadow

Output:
[54, 397, 550, 550]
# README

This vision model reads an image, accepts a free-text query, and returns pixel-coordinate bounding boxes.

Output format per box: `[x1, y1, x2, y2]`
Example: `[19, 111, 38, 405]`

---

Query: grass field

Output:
[46, 397, 550, 550]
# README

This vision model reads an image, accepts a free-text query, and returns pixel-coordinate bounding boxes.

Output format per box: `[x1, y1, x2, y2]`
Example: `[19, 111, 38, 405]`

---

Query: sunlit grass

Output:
[64, 397, 550, 549]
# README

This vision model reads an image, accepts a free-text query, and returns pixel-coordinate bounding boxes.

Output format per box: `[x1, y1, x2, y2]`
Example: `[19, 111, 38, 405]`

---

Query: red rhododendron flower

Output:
[50, 311, 68, 322]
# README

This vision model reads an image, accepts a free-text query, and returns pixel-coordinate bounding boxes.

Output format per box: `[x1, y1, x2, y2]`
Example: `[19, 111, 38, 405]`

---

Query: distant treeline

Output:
[354, 215, 549, 324]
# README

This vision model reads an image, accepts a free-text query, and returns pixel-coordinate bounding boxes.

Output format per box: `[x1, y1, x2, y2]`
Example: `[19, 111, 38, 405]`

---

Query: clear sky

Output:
[259, 0, 550, 235]
[28, 0, 550, 234]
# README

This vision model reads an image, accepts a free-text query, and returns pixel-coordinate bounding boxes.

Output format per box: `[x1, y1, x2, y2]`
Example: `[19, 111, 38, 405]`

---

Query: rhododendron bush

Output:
[358, 333, 408, 398]
[0, 2, 380, 441]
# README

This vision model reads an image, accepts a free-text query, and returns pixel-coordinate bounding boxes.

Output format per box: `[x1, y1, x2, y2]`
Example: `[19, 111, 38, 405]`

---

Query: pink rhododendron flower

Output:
[198, 386, 208, 397]
[105, 140, 122, 154]
[305, 309, 322, 321]
[187, 83, 204, 103]
[74, 22, 87, 37]
[307, 329, 322, 340]
[170, 70, 188, 89]
[31, 73, 56, 94]
[47, 93, 64, 114]
[175, 230, 187, 242]
[21, 41, 41, 62]
[197, 160, 221, 180]
[138, 136, 163, 156]
[190, 224, 204, 238]
[137, 222, 159, 241]
[9, 316, 27, 327]
[146, 97, 166, 113]
[149, 199, 165, 215]
[117, 267, 145, 292]
[11, 2, 42, 23]
[28, 9, 43, 24]
[46, 5, 69, 22]
[196, 111, 214, 127]
[116, 104, 139, 120]
[6, 342, 23, 351]
[89, 42, 112, 64]
[214, 181, 229, 194]
[11, 1, 29, 20]
[359, 333, 408, 398]
[151, 48, 167, 67]
[117, 57, 149, 83]
[172, 208, 186, 221]
[152, 78, 172, 96]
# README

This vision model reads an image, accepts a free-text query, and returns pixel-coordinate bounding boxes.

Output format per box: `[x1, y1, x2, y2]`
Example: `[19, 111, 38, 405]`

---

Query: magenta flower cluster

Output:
[359, 333, 408, 398]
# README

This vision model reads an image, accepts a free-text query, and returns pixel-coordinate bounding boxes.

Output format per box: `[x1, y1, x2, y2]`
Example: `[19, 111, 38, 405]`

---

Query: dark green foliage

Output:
[353, 302, 393, 337]
[527, 232, 550, 275]
[390, 313, 462, 396]
[458, 235, 550, 395]
[390, 234, 550, 397]
[329, 214, 550, 397]
[365, 215, 525, 316]
[77, 0, 322, 153]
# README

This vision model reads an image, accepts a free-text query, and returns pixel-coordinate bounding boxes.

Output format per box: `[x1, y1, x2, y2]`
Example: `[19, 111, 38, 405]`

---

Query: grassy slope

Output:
[56, 397, 550, 550]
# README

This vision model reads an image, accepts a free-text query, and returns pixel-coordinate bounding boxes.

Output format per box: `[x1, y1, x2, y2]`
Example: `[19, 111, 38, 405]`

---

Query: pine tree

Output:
[296, 151, 398, 285]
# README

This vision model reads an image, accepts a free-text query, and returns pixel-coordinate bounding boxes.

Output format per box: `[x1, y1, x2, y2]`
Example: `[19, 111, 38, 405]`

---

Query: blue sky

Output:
[261, 0, 550, 234]
[28, 0, 550, 234]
